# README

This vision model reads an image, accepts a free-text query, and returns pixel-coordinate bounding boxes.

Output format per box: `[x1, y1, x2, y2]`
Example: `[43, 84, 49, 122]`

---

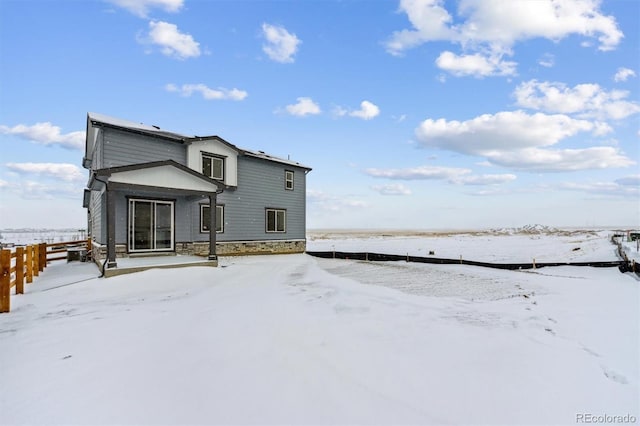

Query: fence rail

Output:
[0, 239, 91, 313]
[306, 251, 627, 271]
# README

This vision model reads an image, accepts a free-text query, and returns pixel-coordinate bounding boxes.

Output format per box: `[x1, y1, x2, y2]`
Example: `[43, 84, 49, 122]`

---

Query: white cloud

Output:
[0, 179, 8, 188]
[371, 184, 412, 195]
[307, 189, 368, 211]
[386, 0, 623, 76]
[452, 174, 517, 185]
[416, 111, 602, 154]
[614, 67, 637, 82]
[513, 80, 640, 120]
[143, 21, 200, 60]
[365, 165, 471, 181]
[5, 163, 85, 182]
[414, 110, 635, 172]
[283, 97, 321, 117]
[538, 53, 555, 68]
[485, 147, 634, 172]
[435, 51, 517, 77]
[0, 122, 85, 150]
[385, 0, 455, 56]
[261, 23, 301, 63]
[365, 165, 516, 186]
[335, 101, 380, 120]
[165, 83, 247, 101]
[108, 0, 183, 17]
[558, 180, 639, 197]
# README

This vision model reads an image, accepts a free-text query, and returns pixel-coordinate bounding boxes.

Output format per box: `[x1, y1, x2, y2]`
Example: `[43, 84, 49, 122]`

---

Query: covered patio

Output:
[86, 160, 225, 275]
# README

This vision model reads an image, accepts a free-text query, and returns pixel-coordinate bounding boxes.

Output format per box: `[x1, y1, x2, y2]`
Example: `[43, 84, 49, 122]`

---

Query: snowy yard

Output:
[0, 231, 638, 425]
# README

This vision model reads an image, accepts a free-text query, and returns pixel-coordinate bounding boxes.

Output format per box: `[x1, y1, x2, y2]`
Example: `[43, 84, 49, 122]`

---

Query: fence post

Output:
[532, 258, 536, 270]
[26, 245, 33, 283]
[16, 246, 24, 294]
[39, 243, 46, 272]
[1, 249, 11, 313]
[33, 245, 39, 277]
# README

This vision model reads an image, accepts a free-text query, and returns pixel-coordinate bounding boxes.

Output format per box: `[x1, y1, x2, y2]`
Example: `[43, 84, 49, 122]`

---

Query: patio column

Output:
[106, 184, 117, 268]
[208, 192, 217, 261]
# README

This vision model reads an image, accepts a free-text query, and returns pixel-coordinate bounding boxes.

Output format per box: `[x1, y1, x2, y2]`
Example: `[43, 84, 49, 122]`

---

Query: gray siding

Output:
[89, 189, 105, 244]
[190, 156, 307, 242]
[102, 128, 186, 168]
[92, 127, 308, 249]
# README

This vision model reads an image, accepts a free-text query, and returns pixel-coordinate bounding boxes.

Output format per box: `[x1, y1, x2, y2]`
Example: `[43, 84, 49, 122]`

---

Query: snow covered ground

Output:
[1, 231, 638, 425]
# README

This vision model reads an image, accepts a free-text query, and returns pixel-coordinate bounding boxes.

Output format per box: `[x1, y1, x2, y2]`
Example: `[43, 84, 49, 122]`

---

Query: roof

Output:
[85, 113, 312, 171]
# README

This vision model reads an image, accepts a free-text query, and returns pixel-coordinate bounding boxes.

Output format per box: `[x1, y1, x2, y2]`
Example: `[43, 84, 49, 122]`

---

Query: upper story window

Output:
[202, 153, 224, 180]
[285, 170, 294, 190]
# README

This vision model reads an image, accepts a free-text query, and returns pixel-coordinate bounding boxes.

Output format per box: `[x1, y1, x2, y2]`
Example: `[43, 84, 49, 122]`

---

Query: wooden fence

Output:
[0, 239, 91, 313]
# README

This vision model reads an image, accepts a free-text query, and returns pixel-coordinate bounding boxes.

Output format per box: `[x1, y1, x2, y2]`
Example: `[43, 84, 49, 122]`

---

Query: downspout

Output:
[94, 176, 117, 278]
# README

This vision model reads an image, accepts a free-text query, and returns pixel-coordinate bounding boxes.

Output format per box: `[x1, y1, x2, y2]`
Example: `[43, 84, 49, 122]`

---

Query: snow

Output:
[307, 229, 619, 263]
[1, 232, 638, 425]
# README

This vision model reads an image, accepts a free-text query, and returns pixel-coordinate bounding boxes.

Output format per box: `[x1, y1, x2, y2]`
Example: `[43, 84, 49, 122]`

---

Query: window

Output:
[266, 208, 286, 233]
[285, 170, 294, 190]
[201, 205, 224, 233]
[128, 199, 174, 252]
[202, 154, 224, 180]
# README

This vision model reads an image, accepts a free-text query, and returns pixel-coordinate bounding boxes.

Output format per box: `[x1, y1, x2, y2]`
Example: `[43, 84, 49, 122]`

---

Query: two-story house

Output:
[82, 113, 311, 272]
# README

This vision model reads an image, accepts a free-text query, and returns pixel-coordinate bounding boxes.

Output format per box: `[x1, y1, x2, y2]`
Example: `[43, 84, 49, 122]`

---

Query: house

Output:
[82, 113, 311, 271]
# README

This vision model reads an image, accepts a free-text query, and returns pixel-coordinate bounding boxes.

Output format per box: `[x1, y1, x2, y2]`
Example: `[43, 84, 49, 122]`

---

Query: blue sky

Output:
[1, 0, 638, 230]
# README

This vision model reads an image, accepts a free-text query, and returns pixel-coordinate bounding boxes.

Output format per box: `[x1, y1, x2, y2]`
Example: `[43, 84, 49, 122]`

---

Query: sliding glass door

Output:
[128, 199, 174, 252]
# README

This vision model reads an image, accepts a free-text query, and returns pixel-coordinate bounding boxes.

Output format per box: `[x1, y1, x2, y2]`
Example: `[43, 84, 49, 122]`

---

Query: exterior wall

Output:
[92, 127, 309, 257]
[89, 188, 106, 244]
[102, 128, 186, 168]
[92, 240, 305, 261]
[187, 139, 238, 187]
[189, 156, 307, 242]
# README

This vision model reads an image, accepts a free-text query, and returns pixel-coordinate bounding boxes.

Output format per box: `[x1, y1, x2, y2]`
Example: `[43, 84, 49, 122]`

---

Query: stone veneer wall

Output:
[91, 240, 306, 261]
[177, 240, 307, 256]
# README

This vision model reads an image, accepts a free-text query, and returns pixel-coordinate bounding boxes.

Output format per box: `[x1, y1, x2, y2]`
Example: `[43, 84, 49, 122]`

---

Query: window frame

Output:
[200, 204, 225, 234]
[201, 152, 225, 181]
[265, 208, 286, 233]
[127, 198, 175, 253]
[285, 170, 294, 191]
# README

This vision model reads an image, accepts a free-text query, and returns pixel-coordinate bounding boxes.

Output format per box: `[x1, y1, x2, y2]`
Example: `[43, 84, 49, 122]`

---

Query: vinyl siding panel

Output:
[102, 128, 186, 168]
[89, 189, 105, 244]
[215, 156, 307, 241]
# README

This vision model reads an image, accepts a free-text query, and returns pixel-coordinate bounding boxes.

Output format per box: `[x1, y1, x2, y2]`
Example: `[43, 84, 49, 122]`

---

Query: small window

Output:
[266, 209, 286, 233]
[201, 205, 224, 233]
[285, 170, 294, 190]
[202, 154, 224, 180]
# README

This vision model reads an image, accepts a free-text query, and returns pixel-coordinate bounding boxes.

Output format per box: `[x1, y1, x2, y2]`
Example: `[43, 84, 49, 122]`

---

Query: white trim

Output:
[200, 204, 224, 233]
[110, 165, 219, 192]
[285, 170, 294, 190]
[265, 208, 286, 233]
[201, 153, 225, 181]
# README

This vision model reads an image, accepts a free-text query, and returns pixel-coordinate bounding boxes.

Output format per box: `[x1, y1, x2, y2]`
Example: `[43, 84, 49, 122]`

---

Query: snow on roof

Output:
[87, 112, 190, 140]
[86, 113, 311, 171]
[242, 149, 312, 170]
